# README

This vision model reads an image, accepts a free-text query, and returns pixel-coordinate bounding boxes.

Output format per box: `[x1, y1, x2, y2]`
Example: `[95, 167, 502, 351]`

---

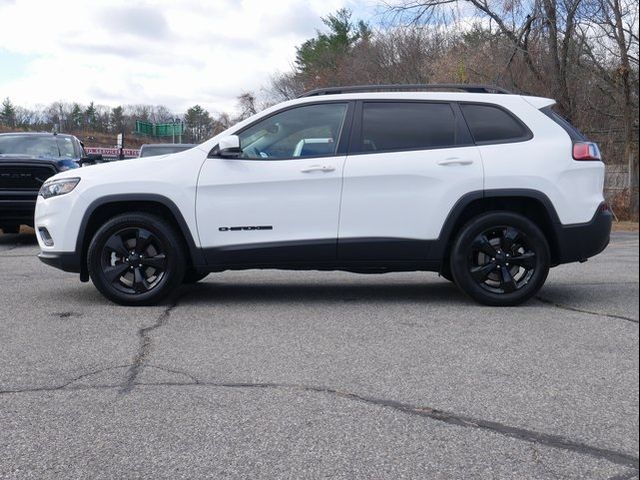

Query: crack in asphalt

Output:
[1, 375, 638, 471]
[536, 296, 639, 324]
[0, 365, 131, 395]
[119, 297, 182, 394]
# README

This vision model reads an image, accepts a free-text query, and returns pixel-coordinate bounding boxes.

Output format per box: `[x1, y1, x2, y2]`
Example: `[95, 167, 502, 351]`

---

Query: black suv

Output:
[0, 132, 98, 232]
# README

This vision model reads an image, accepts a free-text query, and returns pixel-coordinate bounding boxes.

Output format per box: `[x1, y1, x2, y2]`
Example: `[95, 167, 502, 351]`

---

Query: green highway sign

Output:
[135, 120, 184, 137]
[155, 122, 184, 136]
[135, 120, 154, 136]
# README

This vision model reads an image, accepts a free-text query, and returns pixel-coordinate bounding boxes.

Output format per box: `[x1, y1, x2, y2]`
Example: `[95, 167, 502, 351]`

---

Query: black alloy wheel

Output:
[468, 226, 537, 294]
[100, 227, 167, 295]
[88, 213, 185, 305]
[450, 212, 550, 306]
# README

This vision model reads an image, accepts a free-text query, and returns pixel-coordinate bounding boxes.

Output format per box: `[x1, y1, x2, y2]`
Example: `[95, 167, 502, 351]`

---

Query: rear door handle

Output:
[437, 158, 474, 166]
[301, 165, 335, 173]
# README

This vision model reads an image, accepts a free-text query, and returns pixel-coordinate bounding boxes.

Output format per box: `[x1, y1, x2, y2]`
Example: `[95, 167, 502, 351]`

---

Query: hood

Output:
[48, 149, 193, 184]
[0, 153, 78, 168]
[0, 153, 57, 161]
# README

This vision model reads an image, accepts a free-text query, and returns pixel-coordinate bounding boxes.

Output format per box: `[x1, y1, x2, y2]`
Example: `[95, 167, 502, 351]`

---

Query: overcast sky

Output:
[0, 0, 375, 115]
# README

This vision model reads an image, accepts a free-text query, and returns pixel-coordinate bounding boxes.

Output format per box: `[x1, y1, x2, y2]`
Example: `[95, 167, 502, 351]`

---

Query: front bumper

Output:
[38, 251, 82, 273]
[0, 192, 37, 226]
[554, 202, 613, 265]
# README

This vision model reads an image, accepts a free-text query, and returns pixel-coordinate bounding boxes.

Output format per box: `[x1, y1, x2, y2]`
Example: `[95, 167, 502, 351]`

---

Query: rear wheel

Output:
[87, 213, 185, 305]
[450, 212, 550, 306]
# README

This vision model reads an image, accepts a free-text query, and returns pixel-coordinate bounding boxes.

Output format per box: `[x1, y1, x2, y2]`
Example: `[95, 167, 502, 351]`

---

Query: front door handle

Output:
[301, 165, 336, 173]
[437, 158, 474, 166]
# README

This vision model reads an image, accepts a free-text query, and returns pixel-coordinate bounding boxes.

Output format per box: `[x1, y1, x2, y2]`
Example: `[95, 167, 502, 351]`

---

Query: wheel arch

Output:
[434, 189, 562, 269]
[75, 194, 204, 281]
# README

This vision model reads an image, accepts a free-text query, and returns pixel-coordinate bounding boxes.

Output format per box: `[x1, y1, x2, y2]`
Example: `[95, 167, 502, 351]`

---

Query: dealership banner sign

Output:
[85, 147, 139, 158]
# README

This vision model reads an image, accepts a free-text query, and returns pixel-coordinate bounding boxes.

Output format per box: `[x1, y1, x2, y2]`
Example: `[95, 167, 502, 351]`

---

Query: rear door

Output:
[338, 100, 483, 260]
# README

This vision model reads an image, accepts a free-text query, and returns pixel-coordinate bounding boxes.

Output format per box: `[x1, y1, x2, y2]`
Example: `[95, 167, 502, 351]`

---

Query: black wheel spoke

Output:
[509, 252, 536, 269]
[134, 229, 154, 254]
[104, 234, 128, 257]
[499, 267, 517, 293]
[103, 263, 130, 283]
[502, 227, 520, 252]
[141, 254, 166, 270]
[472, 235, 497, 257]
[133, 267, 150, 292]
[470, 262, 497, 282]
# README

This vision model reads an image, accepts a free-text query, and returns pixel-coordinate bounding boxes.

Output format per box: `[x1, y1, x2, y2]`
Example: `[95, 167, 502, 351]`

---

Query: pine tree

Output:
[84, 101, 97, 129]
[70, 103, 83, 129]
[0, 97, 17, 127]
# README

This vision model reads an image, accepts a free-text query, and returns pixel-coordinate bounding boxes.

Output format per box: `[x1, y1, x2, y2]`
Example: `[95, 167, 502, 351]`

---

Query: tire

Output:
[87, 212, 185, 306]
[450, 211, 550, 306]
[439, 265, 454, 282]
[0, 224, 20, 234]
[183, 269, 208, 284]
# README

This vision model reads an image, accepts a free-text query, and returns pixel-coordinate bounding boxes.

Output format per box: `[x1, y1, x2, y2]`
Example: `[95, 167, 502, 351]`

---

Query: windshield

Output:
[140, 145, 192, 157]
[0, 135, 77, 158]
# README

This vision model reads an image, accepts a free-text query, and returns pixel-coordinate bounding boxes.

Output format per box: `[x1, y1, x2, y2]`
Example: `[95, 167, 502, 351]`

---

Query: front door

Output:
[196, 102, 352, 265]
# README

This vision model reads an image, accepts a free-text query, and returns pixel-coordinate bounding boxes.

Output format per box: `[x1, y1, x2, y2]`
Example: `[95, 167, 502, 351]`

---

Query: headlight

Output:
[39, 178, 80, 199]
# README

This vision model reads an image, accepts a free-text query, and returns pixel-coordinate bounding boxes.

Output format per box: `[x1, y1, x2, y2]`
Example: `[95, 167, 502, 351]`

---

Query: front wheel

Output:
[450, 212, 550, 306]
[183, 269, 208, 284]
[87, 213, 185, 306]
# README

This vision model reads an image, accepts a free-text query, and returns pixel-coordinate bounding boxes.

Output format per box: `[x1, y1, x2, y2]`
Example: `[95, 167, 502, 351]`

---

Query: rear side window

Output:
[540, 107, 586, 141]
[360, 102, 456, 153]
[460, 104, 531, 144]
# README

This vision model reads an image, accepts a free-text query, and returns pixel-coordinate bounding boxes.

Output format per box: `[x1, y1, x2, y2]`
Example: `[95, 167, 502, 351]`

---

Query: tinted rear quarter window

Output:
[460, 104, 531, 144]
[361, 102, 456, 152]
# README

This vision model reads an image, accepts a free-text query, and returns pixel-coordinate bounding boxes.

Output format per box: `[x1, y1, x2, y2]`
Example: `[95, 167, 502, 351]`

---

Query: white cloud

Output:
[0, 0, 362, 114]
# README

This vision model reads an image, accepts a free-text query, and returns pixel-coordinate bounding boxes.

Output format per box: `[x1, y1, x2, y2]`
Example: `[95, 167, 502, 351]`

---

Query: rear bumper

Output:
[38, 251, 82, 273]
[554, 203, 612, 265]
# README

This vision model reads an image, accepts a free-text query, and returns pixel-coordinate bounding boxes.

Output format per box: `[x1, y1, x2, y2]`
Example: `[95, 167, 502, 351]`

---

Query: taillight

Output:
[573, 142, 601, 161]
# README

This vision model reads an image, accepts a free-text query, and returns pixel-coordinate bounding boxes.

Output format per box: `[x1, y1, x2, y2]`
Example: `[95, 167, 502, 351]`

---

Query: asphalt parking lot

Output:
[0, 231, 638, 479]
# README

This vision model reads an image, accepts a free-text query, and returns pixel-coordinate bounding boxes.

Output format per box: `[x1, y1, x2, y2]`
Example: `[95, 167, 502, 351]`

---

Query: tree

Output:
[388, 0, 585, 119]
[236, 92, 258, 121]
[295, 9, 371, 84]
[0, 98, 17, 127]
[110, 106, 125, 133]
[84, 101, 97, 129]
[588, 0, 639, 216]
[184, 105, 212, 142]
[70, 103, 83, 130]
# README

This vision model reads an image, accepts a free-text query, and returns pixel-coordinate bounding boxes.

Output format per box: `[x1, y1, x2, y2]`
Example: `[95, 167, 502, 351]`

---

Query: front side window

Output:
[238, 103, 348, 159]
[460, 104, 531, 144]
[360, 102, 456, 153]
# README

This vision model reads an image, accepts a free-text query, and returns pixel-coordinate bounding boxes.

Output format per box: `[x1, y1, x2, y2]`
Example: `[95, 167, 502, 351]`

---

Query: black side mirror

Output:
[79, 153, 104, 166]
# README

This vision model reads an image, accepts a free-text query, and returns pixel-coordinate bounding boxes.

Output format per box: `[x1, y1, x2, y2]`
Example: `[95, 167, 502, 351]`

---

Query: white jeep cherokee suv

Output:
[35, 84, 612, 306]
